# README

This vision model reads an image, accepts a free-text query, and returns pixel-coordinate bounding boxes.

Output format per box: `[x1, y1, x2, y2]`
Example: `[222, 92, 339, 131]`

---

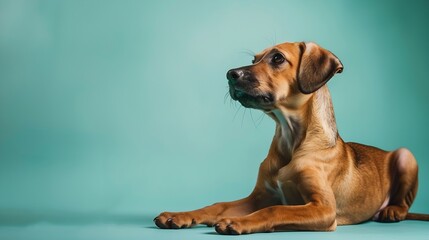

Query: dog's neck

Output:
[271, 109, 302, 157]
[269, 86, 338, 162]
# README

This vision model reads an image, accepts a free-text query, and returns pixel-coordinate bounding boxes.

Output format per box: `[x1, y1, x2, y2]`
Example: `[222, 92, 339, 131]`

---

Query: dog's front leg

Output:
[154, 193, 266, 229]
[215, 168, 337, 234]
[214, 202, 336, 234]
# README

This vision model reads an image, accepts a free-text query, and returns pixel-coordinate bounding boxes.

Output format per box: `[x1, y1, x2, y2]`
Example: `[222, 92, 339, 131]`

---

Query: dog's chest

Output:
[264, 179, 304, 205]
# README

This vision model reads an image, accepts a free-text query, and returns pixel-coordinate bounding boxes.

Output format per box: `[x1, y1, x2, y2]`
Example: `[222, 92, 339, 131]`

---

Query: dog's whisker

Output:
[257, 112, 266, 128]
[224, 91, 230, 104]
[272, 32, 278, 47]
[241, 108, 247, 127]
[233, 105, 242, 122]
[240, 49, 256, 57]
[254, 110, 264, 128]
[250, 109, 257, 128]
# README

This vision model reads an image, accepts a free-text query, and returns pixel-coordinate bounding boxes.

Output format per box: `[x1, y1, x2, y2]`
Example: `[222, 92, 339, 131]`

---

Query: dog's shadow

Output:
[146, 224, 220, 235]
[146, 225, 214, 230]
[0, 209, 156, 226]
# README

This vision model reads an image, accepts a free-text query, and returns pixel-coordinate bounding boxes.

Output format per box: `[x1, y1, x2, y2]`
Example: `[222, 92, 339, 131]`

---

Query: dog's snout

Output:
[227, 69, 243, 83]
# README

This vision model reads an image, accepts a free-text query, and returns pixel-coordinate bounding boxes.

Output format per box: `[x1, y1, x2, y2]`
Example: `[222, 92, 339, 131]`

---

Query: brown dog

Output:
[154, 41, 428, 234]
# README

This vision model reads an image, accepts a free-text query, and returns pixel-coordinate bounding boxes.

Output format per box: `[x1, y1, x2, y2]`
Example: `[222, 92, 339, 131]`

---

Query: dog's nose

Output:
[226, 69, 243, 84]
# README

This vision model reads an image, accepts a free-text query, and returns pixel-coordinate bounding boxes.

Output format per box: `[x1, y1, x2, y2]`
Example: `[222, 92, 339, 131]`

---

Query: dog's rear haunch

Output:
[154, 42, 429, 235]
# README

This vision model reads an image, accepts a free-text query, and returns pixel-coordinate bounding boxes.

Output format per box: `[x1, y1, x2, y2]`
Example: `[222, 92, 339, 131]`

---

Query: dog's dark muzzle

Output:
[226, 67, 274, 109]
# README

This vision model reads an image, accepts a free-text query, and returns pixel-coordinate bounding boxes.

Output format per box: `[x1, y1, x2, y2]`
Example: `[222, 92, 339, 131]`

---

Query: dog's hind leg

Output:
[376, 148, 418, 222]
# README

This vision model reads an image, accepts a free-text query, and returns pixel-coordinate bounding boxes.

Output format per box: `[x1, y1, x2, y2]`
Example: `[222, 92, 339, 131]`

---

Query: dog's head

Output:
[227, 42, 343, 111]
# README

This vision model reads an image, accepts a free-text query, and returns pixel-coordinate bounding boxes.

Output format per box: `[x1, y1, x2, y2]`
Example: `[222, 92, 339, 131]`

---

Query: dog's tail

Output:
[406, 213, 429, 221]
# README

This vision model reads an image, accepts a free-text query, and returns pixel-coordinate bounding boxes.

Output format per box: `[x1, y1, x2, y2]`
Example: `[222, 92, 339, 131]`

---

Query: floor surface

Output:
[0, 213, 428, 240]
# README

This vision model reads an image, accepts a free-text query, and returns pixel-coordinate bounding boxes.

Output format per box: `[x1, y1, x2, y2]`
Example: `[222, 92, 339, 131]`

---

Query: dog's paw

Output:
[214, 218, 244, 235]
[214, 217, 274, 234]
[377, 205, 407, 222]
[154, 212, 196, 229]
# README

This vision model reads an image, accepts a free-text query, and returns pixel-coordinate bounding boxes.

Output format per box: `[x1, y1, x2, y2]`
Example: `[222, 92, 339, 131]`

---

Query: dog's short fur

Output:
[154, 42, 428, 234]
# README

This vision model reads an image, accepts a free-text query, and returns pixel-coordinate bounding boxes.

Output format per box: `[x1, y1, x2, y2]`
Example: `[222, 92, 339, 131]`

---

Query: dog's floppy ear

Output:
[297, 42, 343, 94]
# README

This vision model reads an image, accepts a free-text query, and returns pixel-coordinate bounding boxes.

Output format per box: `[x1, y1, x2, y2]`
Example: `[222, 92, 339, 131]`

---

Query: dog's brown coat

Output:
[154, 42, 426, 234]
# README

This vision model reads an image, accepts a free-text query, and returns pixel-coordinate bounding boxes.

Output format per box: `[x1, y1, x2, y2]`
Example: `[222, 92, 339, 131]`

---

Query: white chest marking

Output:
[272, 110, 295, 152]
[265, 180, 288, 205]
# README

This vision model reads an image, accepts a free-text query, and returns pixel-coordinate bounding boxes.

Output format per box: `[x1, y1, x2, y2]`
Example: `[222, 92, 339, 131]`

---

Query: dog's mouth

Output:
[229, 87, 274, 110]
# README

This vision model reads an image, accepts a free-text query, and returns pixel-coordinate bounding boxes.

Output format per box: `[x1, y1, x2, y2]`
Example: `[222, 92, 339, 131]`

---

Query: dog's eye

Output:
[272, 53, 285, 64]
[252, 57, 256, 64]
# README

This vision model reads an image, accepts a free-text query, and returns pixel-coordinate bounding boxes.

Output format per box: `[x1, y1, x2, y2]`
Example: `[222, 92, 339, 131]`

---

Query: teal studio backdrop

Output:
[1, 0, 429, 239]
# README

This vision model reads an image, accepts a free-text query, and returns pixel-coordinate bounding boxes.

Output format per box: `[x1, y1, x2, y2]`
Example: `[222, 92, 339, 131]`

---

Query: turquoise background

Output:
[0, 0, 428, 239]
